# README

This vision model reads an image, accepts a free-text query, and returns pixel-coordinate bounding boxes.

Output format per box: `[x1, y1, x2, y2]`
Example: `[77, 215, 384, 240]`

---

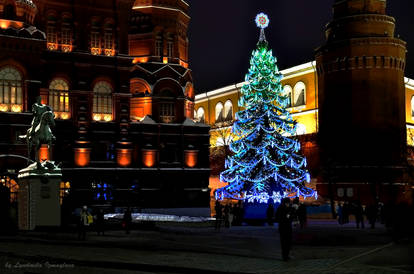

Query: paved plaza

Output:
[0, 220, 412, 274]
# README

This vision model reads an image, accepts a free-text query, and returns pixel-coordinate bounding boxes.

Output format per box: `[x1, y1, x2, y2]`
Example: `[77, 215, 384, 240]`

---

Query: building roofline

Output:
[405, 77, 414, 90]
[195, 61, 316, 102]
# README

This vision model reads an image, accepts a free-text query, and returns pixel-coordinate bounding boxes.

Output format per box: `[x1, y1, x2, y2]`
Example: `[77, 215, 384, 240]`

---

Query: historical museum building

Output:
[196, 0, 414, 205]
[0, 0, 210, 210]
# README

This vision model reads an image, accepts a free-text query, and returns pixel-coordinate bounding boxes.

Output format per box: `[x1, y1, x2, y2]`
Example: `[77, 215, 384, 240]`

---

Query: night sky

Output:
[186, 0, 414, 93]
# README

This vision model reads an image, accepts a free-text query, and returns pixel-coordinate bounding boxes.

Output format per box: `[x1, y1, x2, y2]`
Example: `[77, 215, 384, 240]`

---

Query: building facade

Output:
[196, 0, 414, 204]
[0, 0, 210, 212]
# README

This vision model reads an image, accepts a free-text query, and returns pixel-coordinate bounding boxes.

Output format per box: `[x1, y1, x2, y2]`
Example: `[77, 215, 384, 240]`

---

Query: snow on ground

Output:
[104, 213, 214, 223]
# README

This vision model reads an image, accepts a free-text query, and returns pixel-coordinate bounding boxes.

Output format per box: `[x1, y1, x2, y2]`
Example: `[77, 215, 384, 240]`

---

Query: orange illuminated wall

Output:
[184, 100, 194, 119]
[184, 150, 198, 168]
[130, 97, 152, 120]
[0, 19, 23, 29]
[74, 148, 91, 167]
[129, 39, 152, 56]
[117, 149, 132, 167]
[142, 149, 157, 167]
[39, 145, 49, 162]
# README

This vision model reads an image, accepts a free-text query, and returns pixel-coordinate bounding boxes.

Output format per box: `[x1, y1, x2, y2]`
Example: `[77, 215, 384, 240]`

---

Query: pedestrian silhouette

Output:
[266, 203, 275, 226]
[215, 200, 223, 231]
[95, 209, 105, 235]
[78, 205, 91, 240]
[275, 198, 294, 261]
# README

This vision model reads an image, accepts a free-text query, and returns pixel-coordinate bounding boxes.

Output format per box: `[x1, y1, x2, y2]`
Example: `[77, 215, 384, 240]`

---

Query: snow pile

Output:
[104, 213, 214, 223]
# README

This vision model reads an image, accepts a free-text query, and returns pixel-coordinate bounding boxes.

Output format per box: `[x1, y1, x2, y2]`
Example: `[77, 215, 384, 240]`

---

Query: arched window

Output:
[282, 85, 292, 107]
[411, 96, 414, 118]
[197, 107, 205, 123]
[0, 176, 19, 203]
[224, 100, 233, 121]
[293, 82, 306, 107]
[0, 67, 23, 113]
[49, 78, 70, 119]
[93, 81, 113, 122]
[215, 102, 224, 123]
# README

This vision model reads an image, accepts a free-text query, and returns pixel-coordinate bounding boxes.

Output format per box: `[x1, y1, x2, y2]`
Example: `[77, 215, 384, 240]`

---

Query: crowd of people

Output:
[336, 201, 386, 229]
[77, 206, 132, 240]
[214, 201, 244, 230]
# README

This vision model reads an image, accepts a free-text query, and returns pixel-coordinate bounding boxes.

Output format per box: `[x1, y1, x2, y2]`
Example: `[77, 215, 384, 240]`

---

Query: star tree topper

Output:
[255, 13, 269, 43]
[255, 13, 269, 29]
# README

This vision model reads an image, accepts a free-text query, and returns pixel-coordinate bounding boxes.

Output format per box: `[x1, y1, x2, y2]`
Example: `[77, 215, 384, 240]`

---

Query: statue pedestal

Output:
[17, 162, 61, 230]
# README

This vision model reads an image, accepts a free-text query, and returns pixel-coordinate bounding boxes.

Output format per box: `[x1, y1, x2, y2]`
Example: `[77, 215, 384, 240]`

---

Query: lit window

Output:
[293, 82, 306, 107]
[197, 107, 205, 123]
[91, 31, 101, 55]
[155, 40, 162, 56]
[92, 181, 113, 201]
[47, 25, 58, 51]
[224, 100, 233, 121]
[103, 32, 114, 56]
[0, 176, 19, 203]
[93, 81, 113, 122]
[160, 102, 175, 123]
[49, 78, 70, 119]
[215, 102, 224, 123]
[59, 181, 71, 205]
[282, 85, 292, 107]
[0, 67, 23, 113]
[61, 27, 72, 53]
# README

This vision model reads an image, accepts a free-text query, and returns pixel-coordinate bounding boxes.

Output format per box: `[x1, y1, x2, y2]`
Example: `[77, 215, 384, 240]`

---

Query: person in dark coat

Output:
[214, 200, 223, 231]
[123, 207, 132, 234]
[366, 204, 378, 229]
[275, 198, 294, 261]
[223, 204, 230, 228]
[266, 203, 275, 226]
[95, 209, 105, 235]
[342, 202, 350, 224]
[355, 201, 365, 229]
[297, 202, 307, 229]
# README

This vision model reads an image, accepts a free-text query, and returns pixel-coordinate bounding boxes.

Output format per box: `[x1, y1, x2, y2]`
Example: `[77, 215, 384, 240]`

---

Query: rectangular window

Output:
[103, 32, 115, 56]
[47, 26, 58, 51]
[167, 41, 173, 57]
[159, 102, 175, 123]
[104, 32, 113, 50]
[49, 90, 69, 113]
[0, 80, 22, 112]
[91, 31, 101, 55]
[155, 40, 162, 57]
[61, 28, 71, 45]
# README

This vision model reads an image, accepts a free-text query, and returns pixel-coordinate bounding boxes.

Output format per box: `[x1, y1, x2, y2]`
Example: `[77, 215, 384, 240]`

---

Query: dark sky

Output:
[186, 0, 414, 93]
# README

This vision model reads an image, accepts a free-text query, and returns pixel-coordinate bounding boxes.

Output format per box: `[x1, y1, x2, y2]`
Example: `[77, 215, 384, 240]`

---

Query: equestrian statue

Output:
[19, 97, 58, 171]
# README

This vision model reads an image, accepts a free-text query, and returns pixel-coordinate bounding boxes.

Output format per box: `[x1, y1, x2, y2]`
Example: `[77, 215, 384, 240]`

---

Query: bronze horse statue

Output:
[20, 110, 56, 165]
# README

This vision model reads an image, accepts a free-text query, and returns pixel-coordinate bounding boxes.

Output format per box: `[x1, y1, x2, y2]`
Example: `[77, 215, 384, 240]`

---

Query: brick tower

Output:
[316, 0, 408, 190]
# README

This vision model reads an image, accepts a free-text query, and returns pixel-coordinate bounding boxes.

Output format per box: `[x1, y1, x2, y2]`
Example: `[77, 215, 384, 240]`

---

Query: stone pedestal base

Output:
[18, 163, 61, 230]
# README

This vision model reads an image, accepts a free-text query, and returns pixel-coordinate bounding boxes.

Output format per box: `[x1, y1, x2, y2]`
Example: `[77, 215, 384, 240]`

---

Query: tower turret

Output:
[316, 0, 407, 183]
[129, 0, 190, 67]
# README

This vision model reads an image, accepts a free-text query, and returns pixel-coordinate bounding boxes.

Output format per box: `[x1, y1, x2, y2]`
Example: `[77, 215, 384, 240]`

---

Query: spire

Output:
[255, 13, 269, 46]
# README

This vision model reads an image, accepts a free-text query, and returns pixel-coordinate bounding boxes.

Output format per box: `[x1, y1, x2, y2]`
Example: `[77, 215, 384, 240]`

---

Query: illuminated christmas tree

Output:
[215, 13, 316, 204]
